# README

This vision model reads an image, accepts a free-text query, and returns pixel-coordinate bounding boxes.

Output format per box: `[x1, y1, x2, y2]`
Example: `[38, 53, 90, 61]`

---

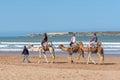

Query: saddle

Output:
[71, 43, 79, 52]
[43, 41, 53, 51]
[90, 42, 97, 48]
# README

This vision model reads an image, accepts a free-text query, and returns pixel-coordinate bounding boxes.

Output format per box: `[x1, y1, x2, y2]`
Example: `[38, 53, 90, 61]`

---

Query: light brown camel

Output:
[77, 42, 104, 64]
[59, 44, 84, 63]
[28, 44, 55, 63]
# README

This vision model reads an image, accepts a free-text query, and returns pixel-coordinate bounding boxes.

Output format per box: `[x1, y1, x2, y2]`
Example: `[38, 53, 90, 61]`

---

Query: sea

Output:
[0, 36, 120, 57]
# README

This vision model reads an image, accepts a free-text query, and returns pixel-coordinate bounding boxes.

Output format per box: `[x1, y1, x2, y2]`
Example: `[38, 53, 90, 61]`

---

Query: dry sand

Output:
[0, 55, 120, 80]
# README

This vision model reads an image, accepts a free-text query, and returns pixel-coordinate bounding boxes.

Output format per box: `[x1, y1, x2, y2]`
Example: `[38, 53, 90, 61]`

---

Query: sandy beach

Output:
[0, 54, 120, 80]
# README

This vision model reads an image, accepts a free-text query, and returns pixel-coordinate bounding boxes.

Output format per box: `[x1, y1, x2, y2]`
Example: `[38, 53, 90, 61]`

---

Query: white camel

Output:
[28, 44, 55, 63]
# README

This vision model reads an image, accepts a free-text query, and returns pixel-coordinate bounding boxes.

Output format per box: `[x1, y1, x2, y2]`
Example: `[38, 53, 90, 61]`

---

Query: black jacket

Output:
[22, 47, 29, 55]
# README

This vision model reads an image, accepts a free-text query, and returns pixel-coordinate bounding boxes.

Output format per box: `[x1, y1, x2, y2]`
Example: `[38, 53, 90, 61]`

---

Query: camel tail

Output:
[53, 49, 55, 59]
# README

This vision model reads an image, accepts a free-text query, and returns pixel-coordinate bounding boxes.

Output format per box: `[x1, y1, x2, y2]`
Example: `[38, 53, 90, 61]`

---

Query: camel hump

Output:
[89, 42, 102, 49]
[71, 43, 79, 47]
[43, 41, 53, 47]
[71, 43, 79, 52]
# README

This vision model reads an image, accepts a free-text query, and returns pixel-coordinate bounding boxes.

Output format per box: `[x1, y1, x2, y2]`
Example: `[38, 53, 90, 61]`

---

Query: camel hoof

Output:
[71, 60, 74, 64]
[51, 62, 54, 64]
[94, 63, 97, 65]
[38, 61, 41, 64]
[99, 63, 104, 65]
[86, 62, 89, 64]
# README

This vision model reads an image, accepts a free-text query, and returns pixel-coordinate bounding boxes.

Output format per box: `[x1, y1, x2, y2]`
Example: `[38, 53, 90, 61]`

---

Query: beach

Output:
[0, 35, 120, 80]
[0, 54, 120, 80]
[1, 0, 120, 79]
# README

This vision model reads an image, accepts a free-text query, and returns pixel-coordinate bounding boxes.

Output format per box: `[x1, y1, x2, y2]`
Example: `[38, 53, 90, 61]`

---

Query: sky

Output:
[0, 0, 120, 36]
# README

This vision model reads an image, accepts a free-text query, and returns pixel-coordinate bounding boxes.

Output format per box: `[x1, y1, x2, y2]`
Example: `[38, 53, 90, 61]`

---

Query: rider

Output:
[70, 33, 76, 50]
[41, 33, 48, 49]
[89, 33, 98, 48]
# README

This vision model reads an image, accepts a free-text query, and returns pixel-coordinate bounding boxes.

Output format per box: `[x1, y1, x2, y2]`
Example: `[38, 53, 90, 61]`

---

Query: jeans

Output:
[22, 55, 30, 63]
[89, 41, 97, 47]
[41, 40, 46, 47]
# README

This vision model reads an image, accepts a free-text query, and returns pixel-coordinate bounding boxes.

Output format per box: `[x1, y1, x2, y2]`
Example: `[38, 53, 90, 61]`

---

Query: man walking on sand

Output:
[21, 46, 30, 63]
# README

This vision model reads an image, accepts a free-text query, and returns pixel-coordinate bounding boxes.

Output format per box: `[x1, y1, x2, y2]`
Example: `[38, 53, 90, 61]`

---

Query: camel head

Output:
[58, 44, 64, 49]
[28, 44, 34, 48]
[97, 42, 102, 47]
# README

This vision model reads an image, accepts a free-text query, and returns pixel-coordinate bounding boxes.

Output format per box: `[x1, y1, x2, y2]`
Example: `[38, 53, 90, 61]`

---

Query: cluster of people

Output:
[70, 32, 98, 48]
[40, 32, 98, 49]
[21, 32, 98, 63]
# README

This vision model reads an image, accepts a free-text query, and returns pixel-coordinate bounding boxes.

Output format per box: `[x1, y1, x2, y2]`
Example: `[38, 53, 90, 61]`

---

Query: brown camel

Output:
[59, 44, 84, 63]
[77, 42, 104, 64]
[28, 44, 55, 63]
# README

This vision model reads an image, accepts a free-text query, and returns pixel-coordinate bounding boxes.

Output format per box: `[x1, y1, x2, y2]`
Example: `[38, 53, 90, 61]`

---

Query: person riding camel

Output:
[89, 33, 98, 48]
[70, 33, 76, 50]
[41, 33, 48, 50]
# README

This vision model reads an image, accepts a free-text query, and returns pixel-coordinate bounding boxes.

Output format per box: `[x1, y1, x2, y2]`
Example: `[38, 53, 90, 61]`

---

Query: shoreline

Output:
[0, 51, 120, 57]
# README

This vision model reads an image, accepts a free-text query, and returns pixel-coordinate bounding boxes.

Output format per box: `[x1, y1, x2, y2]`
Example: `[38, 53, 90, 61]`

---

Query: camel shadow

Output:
[75, 62, 116, 65]
[76, 62, 87, 64]
[100, 62, 116, 65]
[54, 62, 68, 64]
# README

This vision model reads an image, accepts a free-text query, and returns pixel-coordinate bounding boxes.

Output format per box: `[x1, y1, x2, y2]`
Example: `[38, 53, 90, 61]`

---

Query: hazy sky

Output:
[0, 0, 120, 36]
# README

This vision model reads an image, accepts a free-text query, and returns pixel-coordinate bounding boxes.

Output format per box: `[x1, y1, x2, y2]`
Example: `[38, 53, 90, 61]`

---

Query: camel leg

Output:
[68, 55, 73, 63]
[77, 54, 81, 60]
[87, 53, 96, 64]
[90, 54, 96, 64]
[38, 52, 42, 63]
[70, 55, 74, 64]
[77, 54, 84, 64]
[100, 55, 104, 64]
[97, 53, 101, 64]
[97, 53, 104, 64]
[87, 53, 91, 64]
[43, 53, 49, 63]
[49, 47, 55, 63]
[77, 53, 86, 61]
[51, 53, 55, 63]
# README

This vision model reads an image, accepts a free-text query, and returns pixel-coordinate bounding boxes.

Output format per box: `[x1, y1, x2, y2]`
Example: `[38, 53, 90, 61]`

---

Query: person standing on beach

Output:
[21, 46, 30, 63]
[70, 33, 76, 48]
[89, 33, 98, 48]
[41, 33, 48, 49]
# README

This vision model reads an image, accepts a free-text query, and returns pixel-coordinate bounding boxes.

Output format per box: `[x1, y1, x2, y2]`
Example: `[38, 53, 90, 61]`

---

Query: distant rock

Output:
[27, 32, 120, 37]
[27, 33, 41, 37]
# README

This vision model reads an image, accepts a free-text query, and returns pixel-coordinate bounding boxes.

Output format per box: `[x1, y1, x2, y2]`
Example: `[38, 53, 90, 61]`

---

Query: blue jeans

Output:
[22, 55, 30, 63]
[41, 40, 47, 47]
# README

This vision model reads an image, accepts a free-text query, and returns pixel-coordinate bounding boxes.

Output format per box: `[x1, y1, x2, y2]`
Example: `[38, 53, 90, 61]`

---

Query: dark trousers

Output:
[41, 40, 46, 47]
[70, 42, 74, 47]
[22, 55, 30, 63]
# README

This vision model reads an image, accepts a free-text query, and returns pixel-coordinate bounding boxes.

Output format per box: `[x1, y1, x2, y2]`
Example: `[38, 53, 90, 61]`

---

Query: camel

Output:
[77, 42, 104, 64]
[28, 44, 55, 63]
[59, 44, 84, 63]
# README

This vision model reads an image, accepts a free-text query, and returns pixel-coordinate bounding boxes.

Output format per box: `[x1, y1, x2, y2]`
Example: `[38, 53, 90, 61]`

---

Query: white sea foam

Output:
[0, 41, 120, 52]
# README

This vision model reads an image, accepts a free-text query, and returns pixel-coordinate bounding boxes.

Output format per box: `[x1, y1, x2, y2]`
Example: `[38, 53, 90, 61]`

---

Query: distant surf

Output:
[0, 36, 120, 54]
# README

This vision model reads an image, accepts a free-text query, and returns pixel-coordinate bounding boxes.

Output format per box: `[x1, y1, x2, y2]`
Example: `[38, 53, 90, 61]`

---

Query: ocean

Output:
[0, 36, 120, 55]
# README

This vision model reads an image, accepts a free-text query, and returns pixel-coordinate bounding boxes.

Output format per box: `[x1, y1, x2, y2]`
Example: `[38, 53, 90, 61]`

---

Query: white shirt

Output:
[71, 36, 76, 43]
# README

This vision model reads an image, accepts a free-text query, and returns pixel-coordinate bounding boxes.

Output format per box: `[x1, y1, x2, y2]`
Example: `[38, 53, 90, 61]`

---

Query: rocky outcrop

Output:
[27, 32, 120, 37]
